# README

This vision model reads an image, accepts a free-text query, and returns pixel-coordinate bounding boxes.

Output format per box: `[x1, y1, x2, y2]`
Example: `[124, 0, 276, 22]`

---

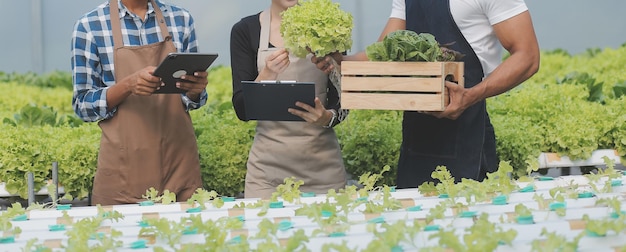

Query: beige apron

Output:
[244, 10, 347, 199]
[91, 0, 202, 206]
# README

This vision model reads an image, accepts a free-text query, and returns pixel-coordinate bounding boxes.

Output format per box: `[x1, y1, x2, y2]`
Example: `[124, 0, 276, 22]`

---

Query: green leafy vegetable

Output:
[514, 203, 533, 217]
[271, 177, 304, 203]
[3, 104, 82, 128]
[280, 0, 353, 58]
[64, 206, 125, 251]
[365, 30, 463, 62]
[186, 188, 220, 209]
[531, 228, 584, 252]
[142, 187, 176, 205]
[463, 213, 518, 251]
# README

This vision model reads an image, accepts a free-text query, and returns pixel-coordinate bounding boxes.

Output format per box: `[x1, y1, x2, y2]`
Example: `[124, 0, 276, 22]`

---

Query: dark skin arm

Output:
[313, 12, 539, 120]
[431, 11, 540, 120]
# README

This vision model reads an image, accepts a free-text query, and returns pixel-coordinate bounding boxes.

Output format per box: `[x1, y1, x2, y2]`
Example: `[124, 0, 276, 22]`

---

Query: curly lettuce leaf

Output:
[366, 30, 463, 62]
[280, 0, 353, 58]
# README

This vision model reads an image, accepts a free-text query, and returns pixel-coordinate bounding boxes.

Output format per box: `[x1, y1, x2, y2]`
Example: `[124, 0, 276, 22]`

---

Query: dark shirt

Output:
[229, 13, 341, 121]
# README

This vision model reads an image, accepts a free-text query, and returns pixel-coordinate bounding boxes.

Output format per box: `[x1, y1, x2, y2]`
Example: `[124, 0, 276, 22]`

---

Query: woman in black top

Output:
[229, 0, 348, 199]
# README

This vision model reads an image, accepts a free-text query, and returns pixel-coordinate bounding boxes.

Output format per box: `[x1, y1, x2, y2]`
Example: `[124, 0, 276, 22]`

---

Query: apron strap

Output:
[152, 1, 172, 42]
[109, 0, 123, 50]
[259, 9, 271, 50]
[109, 0, 171, 50]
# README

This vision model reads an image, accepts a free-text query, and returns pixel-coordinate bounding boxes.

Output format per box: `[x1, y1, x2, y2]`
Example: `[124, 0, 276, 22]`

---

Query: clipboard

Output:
[242, 80, 315, 121]
[152, 53, 218, 94]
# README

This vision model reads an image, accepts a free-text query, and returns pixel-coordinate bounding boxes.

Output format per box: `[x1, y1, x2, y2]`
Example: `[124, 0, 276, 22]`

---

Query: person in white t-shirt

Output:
[313, 0, 540, 188]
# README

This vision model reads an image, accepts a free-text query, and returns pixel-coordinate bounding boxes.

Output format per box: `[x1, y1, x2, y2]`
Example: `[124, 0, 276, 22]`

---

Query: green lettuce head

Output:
[280, 0, 353, 58]
[365, 30, 465, 62]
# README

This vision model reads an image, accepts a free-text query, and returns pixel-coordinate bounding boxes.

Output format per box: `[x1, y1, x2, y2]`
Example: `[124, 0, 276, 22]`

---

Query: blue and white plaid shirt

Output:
[71, 0, 207, 122]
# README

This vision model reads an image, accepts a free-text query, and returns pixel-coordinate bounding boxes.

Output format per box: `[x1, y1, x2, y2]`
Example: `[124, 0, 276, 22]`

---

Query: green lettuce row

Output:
[0, 45, 625, 199]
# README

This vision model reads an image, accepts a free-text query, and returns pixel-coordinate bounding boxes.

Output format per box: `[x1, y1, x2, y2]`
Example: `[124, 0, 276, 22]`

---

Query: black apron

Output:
[396, 0, 498, 188]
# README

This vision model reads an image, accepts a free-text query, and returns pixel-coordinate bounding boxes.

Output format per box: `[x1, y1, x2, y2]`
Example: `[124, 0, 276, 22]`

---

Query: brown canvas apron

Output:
[244, 10, 347, 199]
[91, 0, 202, 205]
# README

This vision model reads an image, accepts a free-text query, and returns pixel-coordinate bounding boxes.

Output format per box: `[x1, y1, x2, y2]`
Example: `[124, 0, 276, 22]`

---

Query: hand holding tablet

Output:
[152, 53, 218, 94]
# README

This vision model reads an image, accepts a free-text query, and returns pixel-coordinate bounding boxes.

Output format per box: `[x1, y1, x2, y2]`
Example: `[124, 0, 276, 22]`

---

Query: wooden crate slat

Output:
[341, 93, 445, 111]
[341, 61, 445, 76]
[442, 62, 464, 87]
[342, 76, 443, 92]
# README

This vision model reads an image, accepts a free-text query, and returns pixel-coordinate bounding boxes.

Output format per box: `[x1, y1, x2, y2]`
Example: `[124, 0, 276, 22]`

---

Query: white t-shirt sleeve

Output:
[483, 0, 528, 25]
[390, 0, 406, 20]
[390, 0, 527, 24]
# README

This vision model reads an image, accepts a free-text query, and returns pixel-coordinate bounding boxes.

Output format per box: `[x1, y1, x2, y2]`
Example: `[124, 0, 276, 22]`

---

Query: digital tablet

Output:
[242, 80, 315, 121]
[153, 53, 218, 94]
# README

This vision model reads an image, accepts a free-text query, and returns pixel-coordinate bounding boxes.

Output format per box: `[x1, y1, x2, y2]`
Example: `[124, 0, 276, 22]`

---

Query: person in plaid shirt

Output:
[71, 0, 208, 205]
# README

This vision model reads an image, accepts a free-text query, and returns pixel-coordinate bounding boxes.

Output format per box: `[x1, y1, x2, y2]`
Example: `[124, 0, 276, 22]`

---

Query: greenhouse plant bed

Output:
[538, 149, 622, 169]
[3, 174, 626, 251]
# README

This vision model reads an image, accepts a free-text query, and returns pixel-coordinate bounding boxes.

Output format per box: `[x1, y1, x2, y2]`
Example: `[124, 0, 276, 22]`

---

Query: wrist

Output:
[186, 92, 200, 102]
[465, 85, 486, 107]
[323, 109, 337, 128]
[119, 76, 134, 95]
[260, 67, 279, 79]
[332, 52, 343, 65]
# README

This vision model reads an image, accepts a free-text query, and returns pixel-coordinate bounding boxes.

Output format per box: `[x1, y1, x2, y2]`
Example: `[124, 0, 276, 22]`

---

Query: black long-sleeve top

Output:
[229, 13, 342, 122]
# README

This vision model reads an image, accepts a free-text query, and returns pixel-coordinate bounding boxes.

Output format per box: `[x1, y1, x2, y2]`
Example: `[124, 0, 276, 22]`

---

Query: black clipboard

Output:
[152, 53, 218, 94]
[242, 80, 315, 121]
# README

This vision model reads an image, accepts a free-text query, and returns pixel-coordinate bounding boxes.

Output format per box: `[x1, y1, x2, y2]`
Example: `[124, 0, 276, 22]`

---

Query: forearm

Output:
[72, 69, 124, 122]
[230, 60, 256, 121]
[467, 52, 539, 105]
[232, 89, 247, 121]
[105, 77, 132, 110]
[230, 63, 254, 120]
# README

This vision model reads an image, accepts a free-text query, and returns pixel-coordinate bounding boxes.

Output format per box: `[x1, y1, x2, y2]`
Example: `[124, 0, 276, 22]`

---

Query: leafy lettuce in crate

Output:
[366, 30, 464, 62]
[280, 0, 353, 58]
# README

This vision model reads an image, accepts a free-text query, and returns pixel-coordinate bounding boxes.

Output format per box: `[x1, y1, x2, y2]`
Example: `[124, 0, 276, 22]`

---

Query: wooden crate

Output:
[340, 61, 464, 111]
